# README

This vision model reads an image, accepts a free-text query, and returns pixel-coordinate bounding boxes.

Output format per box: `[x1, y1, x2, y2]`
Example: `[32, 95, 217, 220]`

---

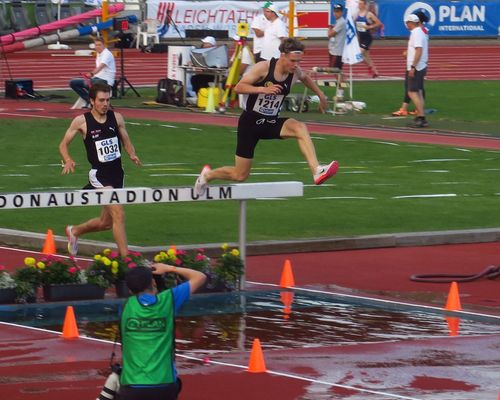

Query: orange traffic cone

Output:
[445, 316, 460, 337]
[280, 291, 294, 319]
[247, 338, 267, 373]
[42, 228, 56, 255]
[62, 306, 79, 340]
[444, 281, 462, 311]
[279, 259, 295, 288]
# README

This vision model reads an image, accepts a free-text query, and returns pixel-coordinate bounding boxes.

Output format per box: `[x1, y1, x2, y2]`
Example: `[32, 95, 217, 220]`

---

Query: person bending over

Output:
[118, 264, 206, 400]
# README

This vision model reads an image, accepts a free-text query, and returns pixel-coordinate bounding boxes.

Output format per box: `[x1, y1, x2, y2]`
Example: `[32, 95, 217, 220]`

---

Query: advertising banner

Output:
[377, 0, 500, 37]
[145, 1, 331, 38]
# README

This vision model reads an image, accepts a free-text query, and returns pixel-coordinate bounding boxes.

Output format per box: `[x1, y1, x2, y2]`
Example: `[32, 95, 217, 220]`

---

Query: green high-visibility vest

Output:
[120, 290, 175, 385]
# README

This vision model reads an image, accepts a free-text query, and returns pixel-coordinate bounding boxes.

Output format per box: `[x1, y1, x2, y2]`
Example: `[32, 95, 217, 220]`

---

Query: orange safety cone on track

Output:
[247, 338, 267, 373]
[42, 228, 56, 255]
[62, 305, 79, 340]
[444, 281, 462, 311]
[279, 259, 295, 288]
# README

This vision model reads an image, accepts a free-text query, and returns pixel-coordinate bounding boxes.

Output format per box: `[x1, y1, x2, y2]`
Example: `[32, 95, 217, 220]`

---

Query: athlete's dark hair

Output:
[89, 81, 111, 100]
[125, 266, 153, 294]
[279, 37, 305, 54]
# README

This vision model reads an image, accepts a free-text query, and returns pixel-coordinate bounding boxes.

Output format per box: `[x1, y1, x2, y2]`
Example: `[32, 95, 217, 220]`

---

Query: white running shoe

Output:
[65, 225, 78, 256]
[194, 164, 212, 196]
[314, 161, 339, 185]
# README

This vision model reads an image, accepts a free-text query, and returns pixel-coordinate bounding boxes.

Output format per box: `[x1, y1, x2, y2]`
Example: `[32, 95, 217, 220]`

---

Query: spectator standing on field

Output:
[392, 11, 428, 116]
[404, 13, 429, 128]
[250, 4, 269, 62]
[328, 4, 346, 100]
[260, 2, 288, 61]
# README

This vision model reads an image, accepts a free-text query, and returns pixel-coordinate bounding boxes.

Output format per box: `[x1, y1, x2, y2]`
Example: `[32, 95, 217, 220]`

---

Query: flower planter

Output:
[43, 283, 105, 302]
[114, 280, 130, 298]
[0, 288, 17, 304]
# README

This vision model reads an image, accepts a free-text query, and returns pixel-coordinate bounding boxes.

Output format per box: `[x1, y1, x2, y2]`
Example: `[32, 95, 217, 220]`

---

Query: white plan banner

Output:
[147, 0, 289, 38]
[0, 183, 303, 210]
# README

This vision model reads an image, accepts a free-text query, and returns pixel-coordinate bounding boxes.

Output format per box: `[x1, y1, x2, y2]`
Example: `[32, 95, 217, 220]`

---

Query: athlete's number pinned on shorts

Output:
[95, 136, 121, 163]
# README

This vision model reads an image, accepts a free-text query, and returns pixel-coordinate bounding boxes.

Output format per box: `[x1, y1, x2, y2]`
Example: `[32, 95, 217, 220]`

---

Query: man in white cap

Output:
[404, 13, 429, 128]
[260, 2, 288, 61]
[250, 4, 269, 62]
[190, 36, 218, 98]
[201, 36, 217, 48]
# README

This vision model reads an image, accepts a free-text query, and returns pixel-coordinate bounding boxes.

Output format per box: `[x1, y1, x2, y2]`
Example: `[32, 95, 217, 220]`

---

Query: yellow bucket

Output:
[197, 87, 220, 108]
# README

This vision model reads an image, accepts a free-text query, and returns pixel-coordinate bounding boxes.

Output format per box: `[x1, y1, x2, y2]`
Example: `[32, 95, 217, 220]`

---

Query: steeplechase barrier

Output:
[0, 182, 304, 288]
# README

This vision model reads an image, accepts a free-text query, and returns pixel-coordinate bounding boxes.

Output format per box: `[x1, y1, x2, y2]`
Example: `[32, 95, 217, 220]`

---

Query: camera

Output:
[111, 363, 122, 374]
[237, 20, 250, 38]
[96, 370, 120, 400]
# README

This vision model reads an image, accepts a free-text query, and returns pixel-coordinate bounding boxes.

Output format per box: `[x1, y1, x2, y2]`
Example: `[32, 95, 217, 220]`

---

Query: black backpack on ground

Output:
[156, 78, 185, 106]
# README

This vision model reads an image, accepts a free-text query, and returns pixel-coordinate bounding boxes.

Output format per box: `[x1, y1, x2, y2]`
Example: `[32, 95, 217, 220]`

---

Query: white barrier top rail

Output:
[0, 182, 304, 210]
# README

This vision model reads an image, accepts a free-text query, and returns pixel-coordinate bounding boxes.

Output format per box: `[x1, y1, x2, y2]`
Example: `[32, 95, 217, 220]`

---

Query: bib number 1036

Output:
[95, 136, 121, 163]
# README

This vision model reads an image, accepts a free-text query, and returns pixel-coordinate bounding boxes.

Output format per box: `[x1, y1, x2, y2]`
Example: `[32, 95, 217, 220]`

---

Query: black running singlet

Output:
[243, 58, 294, 117]
[83, 110, 122, 171]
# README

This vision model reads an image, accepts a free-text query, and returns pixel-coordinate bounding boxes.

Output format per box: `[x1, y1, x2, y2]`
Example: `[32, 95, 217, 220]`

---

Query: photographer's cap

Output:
[333, 4, 344, 11]
[201, 36, 216, 46]
[404, 14, 420, 23]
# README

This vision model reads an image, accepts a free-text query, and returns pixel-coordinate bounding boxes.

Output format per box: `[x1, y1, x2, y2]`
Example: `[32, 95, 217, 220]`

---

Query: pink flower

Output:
[177, 250, 186, 256]
[123, 257, 132, 263]
[128, 262, 137, 269]
[196, 248, 205, 253]
[110, 251, 119, 258]
[68, 267, 77, 274]
[129, 251, 141, 257]
[195, 254, 205, 261]
[175, 259, 182, 266]
[0, 265, 5, 271]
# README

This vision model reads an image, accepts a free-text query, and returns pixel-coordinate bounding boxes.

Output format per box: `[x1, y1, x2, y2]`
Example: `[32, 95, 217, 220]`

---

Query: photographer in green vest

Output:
[118, 263, 206, 400]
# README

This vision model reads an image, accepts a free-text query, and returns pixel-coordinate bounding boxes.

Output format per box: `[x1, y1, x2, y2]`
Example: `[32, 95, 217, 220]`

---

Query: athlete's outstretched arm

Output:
[115, 112, 141, 166]
[297, 68, 328, 113]
[59, 115, 85, 174]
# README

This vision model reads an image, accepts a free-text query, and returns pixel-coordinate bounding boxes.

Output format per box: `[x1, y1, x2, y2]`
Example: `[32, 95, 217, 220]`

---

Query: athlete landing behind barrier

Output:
[195, 38, 339, 196]
[59, 82, 142, 257]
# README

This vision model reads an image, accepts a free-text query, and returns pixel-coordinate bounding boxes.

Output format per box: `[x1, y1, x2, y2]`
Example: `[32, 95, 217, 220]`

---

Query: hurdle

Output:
[0, 182, 304, 289]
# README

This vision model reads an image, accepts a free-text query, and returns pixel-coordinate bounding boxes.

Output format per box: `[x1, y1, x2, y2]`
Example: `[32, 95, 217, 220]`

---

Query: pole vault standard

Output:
[0, 182, 303, 289]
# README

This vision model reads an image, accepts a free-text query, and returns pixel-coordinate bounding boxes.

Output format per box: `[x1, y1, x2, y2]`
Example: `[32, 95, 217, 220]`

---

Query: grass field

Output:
[1, 115, 500, 246]
[49, 80, 500, 136]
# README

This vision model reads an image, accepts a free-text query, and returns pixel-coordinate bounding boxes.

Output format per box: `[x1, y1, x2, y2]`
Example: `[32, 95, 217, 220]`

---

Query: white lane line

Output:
[372, 141, 400, 146]
[308, 196, 376, 200]
[409, 159, 469, 163]
[393, 194, 457, 199]
[0, 113, 57, 119]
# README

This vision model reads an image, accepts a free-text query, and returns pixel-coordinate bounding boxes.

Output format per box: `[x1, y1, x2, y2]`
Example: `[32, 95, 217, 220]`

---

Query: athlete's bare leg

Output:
[280, 118, 319, 174]
[205, 156, 253, 183]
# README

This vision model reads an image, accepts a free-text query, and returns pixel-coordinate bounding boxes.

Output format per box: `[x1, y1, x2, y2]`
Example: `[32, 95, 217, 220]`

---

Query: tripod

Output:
[219, 35, 254, 110]
[116, 33, 140, 98]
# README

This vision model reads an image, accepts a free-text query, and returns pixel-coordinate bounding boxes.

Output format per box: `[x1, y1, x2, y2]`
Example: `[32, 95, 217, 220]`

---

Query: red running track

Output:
[1, 43, 499, 91]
